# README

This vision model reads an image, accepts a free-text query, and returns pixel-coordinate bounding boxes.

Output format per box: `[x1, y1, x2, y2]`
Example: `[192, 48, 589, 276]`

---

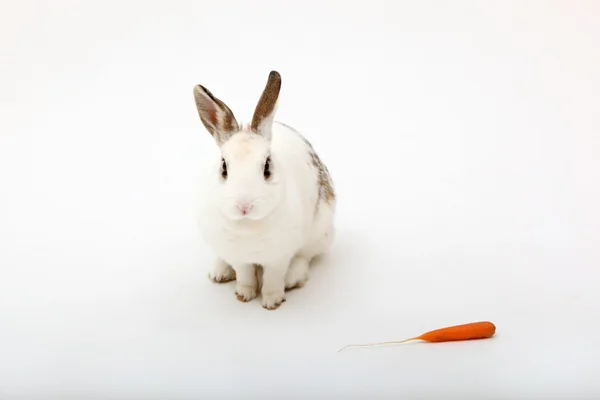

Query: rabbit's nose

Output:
[237, 202, 253, 215]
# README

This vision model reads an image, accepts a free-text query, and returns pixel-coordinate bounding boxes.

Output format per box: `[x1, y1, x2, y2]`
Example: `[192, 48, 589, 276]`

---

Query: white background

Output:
[1, 0, 599, 398]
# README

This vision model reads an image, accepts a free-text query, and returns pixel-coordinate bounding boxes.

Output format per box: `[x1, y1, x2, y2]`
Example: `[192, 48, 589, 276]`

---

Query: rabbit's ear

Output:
[251, 71, 281, 141]
[193, 84, 239, 146]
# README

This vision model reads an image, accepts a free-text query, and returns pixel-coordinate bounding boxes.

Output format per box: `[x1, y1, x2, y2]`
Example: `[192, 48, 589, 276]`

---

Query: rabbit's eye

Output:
[263, 157, 271, 180]
[221, 158, 227, 179]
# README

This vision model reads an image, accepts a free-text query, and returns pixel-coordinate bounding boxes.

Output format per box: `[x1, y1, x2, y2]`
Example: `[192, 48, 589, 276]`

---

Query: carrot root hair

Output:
[337, 337, 420, 352]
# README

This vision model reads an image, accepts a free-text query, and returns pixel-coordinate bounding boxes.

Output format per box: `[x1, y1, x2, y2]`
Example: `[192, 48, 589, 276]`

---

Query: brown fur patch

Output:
[302, 136, 336, 206]
[277, 122, 336, 208]
[253, 263, 263, 292]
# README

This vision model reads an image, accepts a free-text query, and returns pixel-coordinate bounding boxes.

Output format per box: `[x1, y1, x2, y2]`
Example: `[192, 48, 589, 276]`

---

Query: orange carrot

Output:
[338, 321, 496, 352]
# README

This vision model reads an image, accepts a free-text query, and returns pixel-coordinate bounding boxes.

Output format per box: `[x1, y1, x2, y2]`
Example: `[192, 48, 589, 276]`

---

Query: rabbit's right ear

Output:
[193, 85, 240, 146]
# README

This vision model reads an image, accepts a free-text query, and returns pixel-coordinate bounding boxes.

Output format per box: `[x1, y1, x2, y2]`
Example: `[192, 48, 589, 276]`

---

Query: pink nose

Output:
[237, 202, 252, 215]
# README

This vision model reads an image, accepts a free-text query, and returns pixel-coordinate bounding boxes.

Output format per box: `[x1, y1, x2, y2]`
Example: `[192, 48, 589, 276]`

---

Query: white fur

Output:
[197, 121, 336, 309]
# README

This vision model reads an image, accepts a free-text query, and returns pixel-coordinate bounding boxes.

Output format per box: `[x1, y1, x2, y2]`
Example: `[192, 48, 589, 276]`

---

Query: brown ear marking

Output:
[251, 71, 282, 134]
[193, 84, 239, 144]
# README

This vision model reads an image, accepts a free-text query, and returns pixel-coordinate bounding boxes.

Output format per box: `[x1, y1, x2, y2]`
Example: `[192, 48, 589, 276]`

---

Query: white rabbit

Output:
[193, 71, 336, 310]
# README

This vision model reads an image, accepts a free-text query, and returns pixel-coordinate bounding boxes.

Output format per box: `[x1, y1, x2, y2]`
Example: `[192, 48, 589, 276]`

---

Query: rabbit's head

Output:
[193, 71, 284, 221]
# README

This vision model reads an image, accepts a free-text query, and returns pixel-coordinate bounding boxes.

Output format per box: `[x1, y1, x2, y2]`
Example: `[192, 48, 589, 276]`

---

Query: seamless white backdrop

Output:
[1, 1, 599, 398]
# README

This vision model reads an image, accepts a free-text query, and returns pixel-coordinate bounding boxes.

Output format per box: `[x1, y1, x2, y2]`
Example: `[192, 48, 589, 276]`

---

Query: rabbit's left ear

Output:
[251, 71, 281, 141]
[193, 84, 240, 146]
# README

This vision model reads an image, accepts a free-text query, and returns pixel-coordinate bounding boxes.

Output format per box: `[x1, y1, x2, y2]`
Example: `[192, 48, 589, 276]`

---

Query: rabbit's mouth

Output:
[221, 202, 278, 223]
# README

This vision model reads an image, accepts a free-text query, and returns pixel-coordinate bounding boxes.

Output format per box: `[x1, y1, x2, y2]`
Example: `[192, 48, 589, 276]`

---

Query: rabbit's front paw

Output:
[235, 283, 257, 302]
[209, 259, 236, 283]
[262, 290, 286, 310]
[284, 256, 309, 291]
[233, 264, 258, 302]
